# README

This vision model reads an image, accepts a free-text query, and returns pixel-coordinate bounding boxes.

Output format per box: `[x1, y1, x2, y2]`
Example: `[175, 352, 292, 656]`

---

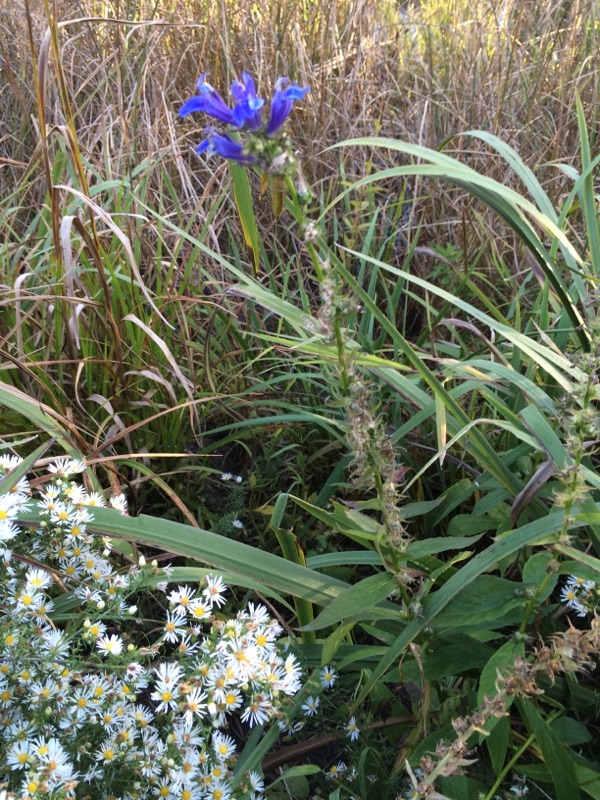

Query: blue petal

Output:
[230, 72, 265, 130]
[196, 130, 255, 163]
[231, 71, 257, 102]
[195, 137, 213, 156]
[211, 132, 256, 162]
[265, 78, 310, 136]
[179, 96, 209, 118]
[179, 74, 236, 125]
[195, 72, 209, 92]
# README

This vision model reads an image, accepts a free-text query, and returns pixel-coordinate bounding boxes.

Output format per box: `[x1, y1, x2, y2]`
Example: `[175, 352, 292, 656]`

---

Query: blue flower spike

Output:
[179, 72, 309, 167]
[265, 78, 310, 137]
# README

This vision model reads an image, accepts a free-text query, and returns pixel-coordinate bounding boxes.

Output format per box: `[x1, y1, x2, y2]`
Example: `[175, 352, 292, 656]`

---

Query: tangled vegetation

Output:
[1, 0, 600, 798]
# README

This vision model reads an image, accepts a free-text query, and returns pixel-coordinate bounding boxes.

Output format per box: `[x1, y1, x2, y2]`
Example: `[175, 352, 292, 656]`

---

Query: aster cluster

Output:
[0, 454, 303, 800]
[179, 72, 309, 172]
[560, 575, 598, 617]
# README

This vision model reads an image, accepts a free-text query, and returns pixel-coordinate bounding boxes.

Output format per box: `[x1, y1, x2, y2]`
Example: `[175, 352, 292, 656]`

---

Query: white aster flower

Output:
[0, 454, 23, 472]
[25, 567, 53, 591]
[109, 493, 128, 513]
[240, 694, 272, 727]
[154, 661, 184, 686]
[6, 740, 32, 769]
[204, 574, 227, 607]
[0, 520, 19, 541]
[212, 732, 236, 761]
[189, 597, 211, 621]
[0, 494, 23, 523]
[96, 634, 124, 657]
[169, 585, 196, 616]
[320, 665, 338, 688]
[182, 686, 207, 726]
[47, 457, 86, 476]
[345, 715, 360, 741]
[163, 611, 187, 643]
[151, 681, 180, 713]
[327, 761, 347, 779]
[301, 696, 319, 716]
[82, 491, 106, 508]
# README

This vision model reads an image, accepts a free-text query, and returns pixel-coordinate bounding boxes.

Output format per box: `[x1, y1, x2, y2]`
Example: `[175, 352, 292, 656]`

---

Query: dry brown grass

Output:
[2, 0, 597, 191]
[1, 0, 597, 285]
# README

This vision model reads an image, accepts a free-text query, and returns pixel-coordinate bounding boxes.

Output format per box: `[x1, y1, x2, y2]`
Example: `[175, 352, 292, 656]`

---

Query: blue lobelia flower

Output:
[179, 73, 238, 126]
[195, 128, 256, 164]
[230, 71, 265, 131]
[264, 77, 310, 137]
[180, 72, 309, 165]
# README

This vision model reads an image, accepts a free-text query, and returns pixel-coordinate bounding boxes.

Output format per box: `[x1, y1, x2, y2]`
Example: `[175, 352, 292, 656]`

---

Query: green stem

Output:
[519, 569, 553, 634]
[483, 732, 536, 800]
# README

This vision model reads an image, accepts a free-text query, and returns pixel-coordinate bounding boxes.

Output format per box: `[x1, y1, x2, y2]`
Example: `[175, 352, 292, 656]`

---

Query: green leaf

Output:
[0, 382, 81, 454]
[477, 638, 525, 771]
[274, 527, 317, 643]
[521, 763, 600, 799]
[575, 94, 600, 278]
[302, 572, 397, 631]
[554, 545, 600, 581]
[268, 765, 321, 788]
[446, 514, 497, 537]
[405, 534, 485, 559]
[397, 499, 442, 518]
[430, 575, 526, 631]
[352, 511, 567, 708]
[230, 163, 261, 273]
[306, 552, 382, 569]
[478, 638, 525, 712]
[233, 724, 279, 785]
[574, 765, 600, 800]
[550, 717, 594, 746]
[422, 634, 493, 680]
[20, 506, 348, 606]
[437, 775, 486, 800]
[517, 698, 580, 800]
[144, 567, 294, 609]
[522, 551, 558, 600]
[322, 621, 355, 664]
[485, 716, 510, 777]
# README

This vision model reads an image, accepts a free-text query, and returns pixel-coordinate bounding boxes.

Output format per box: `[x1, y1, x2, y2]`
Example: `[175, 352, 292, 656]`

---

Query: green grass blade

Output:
[20, 506, 348, 606]
[575, 94, 600, 278]
[230, 164, 261, 274]
[0, 438, 54, 495]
